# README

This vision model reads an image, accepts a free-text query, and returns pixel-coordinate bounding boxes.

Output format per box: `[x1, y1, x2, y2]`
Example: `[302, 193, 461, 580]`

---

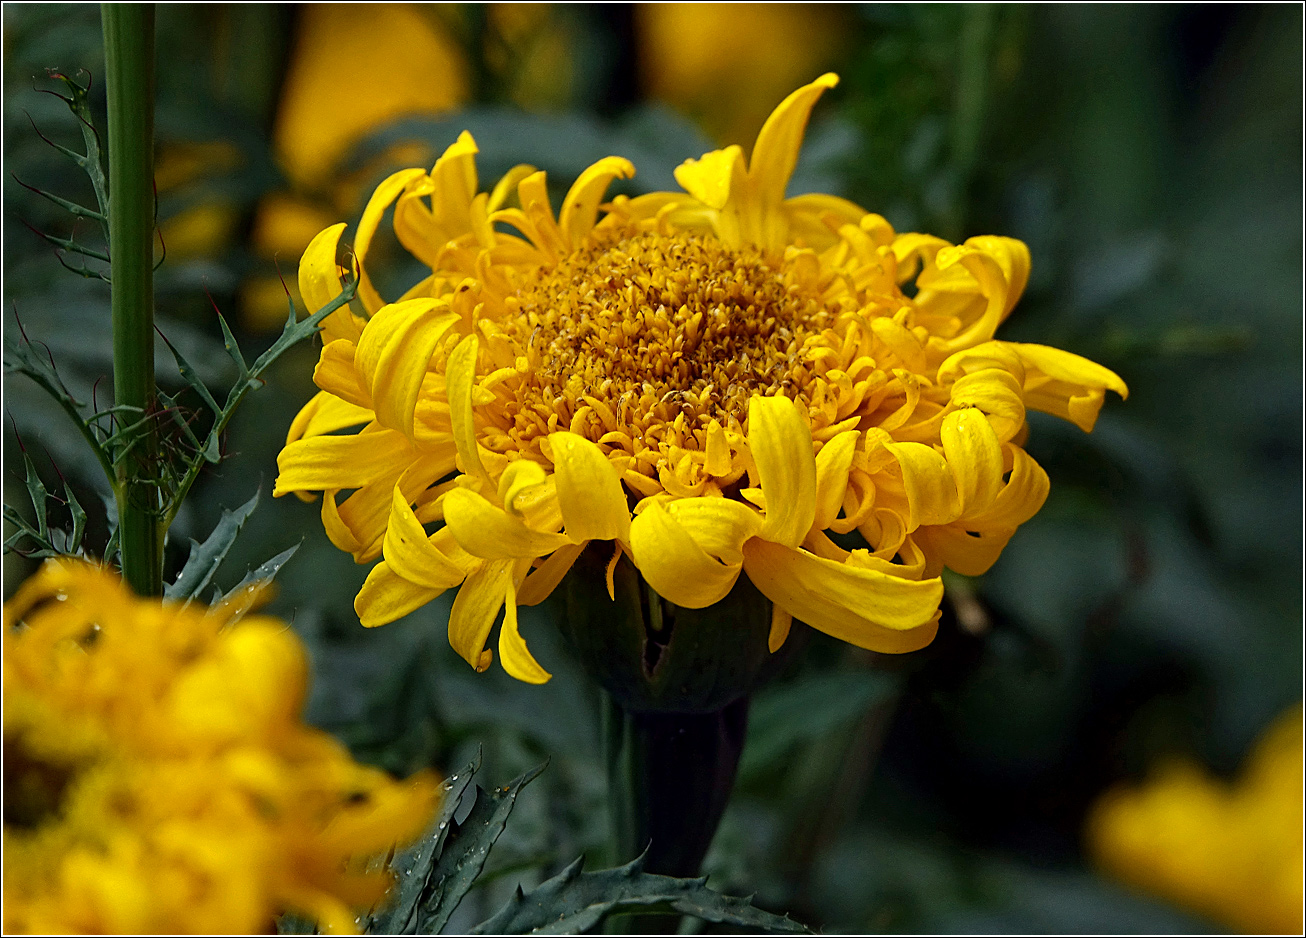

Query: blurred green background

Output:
[4, 4, 1301, 933]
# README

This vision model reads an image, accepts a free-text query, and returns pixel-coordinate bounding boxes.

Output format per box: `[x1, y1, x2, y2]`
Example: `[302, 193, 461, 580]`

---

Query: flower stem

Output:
[103, 3, 161, 596]
[605, 694, 749, 931]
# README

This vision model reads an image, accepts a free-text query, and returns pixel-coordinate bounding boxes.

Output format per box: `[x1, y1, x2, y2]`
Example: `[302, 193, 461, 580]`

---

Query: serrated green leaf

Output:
[21, 453, 51, 540]
[415, 761, 548, 934]
[215, 311, 249, 381]
[469, 853, 811, 935]
[164, 489, 260, 602]
[367, 751, 483, 935]
[159, 326, 222, 417]
[64, 481, 86, 551]
[210, 543, 301, 622]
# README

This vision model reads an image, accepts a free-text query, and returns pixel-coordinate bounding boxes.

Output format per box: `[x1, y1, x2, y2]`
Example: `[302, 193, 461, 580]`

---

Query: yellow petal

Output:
[313, 339, 371, 409]
[748, 395, 817, 548]
[628, 501, 743, 608]
[748, 73, 839, 206]
[285, 390, 372, 446]
[674, 145, 746, 210]
[449, 559, 513, 671]
[941, 409, 1004, 517]
[966, 446, 1050, 529]
[443, 487, 571, 559]
[768, 604, 793, 653]
[299, 222, 362, 344]
[813, 430, 859, 529]
[965, 235, 1031, 317]
[498, 579, 551, 684]
[354, 299, 460, 437]
[355, 561, 442, 628]
[446, 333, 491, 485]
[914, 524, 1014, 577]
[882, 441, 961, 530]
[274, 428, 412, 495]
[383, 487, 476, 589]
[355, 168, 427, 312]
[664, 497, 763, 566]
[704, 419, 732, 476]
[948, 368, 1027, 442]
[498, 458, 549, 514]
[741, 539, 942, 653]
[558, 156, 636, 246]
[1011, 343, 1129, 432]
[516, 543, 585, 607]
[550, 432, 631, 543]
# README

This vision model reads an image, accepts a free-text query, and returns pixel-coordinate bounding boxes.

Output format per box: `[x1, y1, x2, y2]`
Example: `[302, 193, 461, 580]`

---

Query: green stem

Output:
[103, 3, 161, 596]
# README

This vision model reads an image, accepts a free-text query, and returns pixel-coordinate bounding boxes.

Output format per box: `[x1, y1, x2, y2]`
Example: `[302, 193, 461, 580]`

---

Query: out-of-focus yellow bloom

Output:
[2, 560, 439, 935]
[1087, 707, 1304, 935]
[273, 4, 468, 190]
[274, 75, 1126, 684]
[637, 4, 848, 146]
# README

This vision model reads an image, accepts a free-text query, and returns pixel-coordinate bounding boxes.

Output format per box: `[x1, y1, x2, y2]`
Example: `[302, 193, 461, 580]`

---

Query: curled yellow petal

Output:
[550, 432, 631, 543]
[382, 488, 475, 589]
[299, 222, 362, 344]
[628, 501, 743, 608]
[498, 579, 550, 684]
[813, 430, 859, 530]
[883, 441, 960, 531]
[674, 145, 746, 211]
[443, 487, 571, 560]
[748, 395, 817, 548]
[742, 539, 942, 653]
[446, 333, 490, 485]
[748, 73, 839, 207]
[516, 543, 585, 607]
[354, 300, 459, 438]
[286, 390, 372, 447]
[768, 604, 793, 653]
[664, 497, 763, 566]
[313, 340, 371, 410]
[941, 408, 1004, 517]
[355, 560, 442, 628]
[274, 428, 412, 496]
[449, 559, 513, 671]
[558, 157, 636, 246]
[355, 168, 427, 312]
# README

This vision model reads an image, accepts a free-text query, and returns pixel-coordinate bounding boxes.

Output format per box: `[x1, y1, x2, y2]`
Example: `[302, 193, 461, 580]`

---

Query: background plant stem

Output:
[103, 3, 161, 596]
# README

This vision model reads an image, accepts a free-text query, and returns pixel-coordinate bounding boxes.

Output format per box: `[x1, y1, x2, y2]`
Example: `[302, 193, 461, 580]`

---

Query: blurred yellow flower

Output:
[2, 560, 439, 935]
[638, 4, 848, 146]
[274, 74, 1126, 686]
[1087, 707, 1304, 935]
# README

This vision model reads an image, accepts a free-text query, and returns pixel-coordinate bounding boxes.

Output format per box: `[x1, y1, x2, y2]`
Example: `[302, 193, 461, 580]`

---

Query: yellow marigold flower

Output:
[274, 75, 1127, 684]
[2, 560, 439, 935]
[1086, 707, 1304, 935]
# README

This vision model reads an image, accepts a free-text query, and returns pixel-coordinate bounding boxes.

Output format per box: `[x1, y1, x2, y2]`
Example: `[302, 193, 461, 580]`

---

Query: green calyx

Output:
[556, 543, 802, 714]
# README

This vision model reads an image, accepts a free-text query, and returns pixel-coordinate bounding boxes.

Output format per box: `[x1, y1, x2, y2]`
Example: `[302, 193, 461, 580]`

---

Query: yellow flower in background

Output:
[274, 74, 1127, 684]
[2, 560, 439, 935]
[1087, 707, 1304, 935]
[638, 4, 848, 146]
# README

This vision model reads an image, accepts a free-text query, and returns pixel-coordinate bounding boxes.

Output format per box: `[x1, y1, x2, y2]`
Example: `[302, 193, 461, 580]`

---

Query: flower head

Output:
[275, 74, 1126, 684]
[2, 561, 438, 935]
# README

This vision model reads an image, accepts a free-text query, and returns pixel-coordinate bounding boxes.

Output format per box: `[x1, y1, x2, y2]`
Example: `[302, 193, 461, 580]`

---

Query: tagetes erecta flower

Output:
[1086, 707, 1304, 935]
[275, 74, 1127, 684]
[2, 561, 439, 935]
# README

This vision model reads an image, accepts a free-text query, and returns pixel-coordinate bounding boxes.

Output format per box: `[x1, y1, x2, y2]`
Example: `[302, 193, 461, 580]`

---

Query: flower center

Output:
[496, 228, 832, 455]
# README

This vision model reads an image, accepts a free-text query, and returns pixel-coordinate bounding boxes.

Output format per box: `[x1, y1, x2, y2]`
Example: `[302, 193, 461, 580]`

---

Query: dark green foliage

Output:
[471, 853, 810, 935]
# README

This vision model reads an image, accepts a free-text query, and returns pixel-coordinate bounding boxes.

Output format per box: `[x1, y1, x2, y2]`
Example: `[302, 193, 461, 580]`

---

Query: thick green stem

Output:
[605, 696, 749, 878]
[103, 3, 161, 596]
